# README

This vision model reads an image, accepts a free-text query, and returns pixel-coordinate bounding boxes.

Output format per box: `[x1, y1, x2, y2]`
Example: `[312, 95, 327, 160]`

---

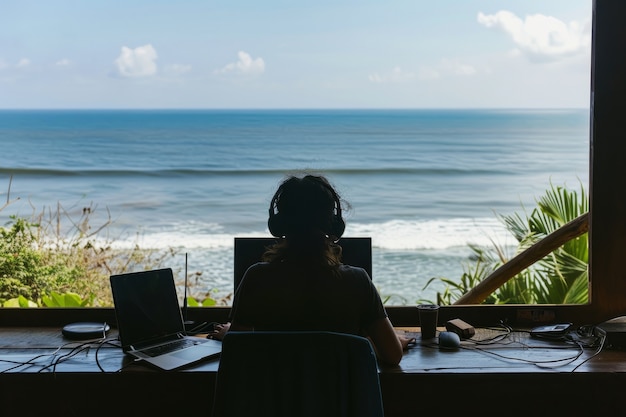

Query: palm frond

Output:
[423, 181, 589, 306]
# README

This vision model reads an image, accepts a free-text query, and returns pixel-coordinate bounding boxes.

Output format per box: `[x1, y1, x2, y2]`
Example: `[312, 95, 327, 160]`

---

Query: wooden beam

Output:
[454, 213, 589, 305]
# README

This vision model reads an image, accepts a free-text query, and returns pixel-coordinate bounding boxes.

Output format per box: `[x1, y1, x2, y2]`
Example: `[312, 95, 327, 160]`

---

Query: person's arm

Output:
[365, 317, 409, 366]
[208, 322, 231, 340]
[209, 264, 260, 340]
[208, 321, 254, 340]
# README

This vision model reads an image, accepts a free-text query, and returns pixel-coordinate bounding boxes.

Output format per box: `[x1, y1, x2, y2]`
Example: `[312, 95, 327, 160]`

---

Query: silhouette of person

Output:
[210, 173, 412, 365]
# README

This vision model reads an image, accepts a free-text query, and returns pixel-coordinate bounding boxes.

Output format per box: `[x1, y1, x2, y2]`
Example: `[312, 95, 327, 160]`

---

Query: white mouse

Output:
[438, 331, 461, 349]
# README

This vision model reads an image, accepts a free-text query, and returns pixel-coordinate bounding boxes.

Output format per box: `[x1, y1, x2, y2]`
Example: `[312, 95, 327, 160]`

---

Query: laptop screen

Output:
[233, 237, 373, 291]
[110, 268, 185, 350]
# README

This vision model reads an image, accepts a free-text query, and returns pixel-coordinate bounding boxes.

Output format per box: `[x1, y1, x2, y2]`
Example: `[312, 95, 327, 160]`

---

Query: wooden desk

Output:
[1, 326, 625, 417]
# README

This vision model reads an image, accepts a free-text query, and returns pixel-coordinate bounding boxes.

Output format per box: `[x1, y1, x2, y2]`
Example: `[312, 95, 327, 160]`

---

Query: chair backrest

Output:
[211, 331, 384, 417]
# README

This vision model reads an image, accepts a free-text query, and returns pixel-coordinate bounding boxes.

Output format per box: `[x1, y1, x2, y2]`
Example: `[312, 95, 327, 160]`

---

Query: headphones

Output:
[267, 178, 345, 239]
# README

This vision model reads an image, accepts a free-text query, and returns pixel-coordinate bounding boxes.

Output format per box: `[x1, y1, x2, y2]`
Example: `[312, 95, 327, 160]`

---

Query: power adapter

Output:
[445, 318, 475, 339]
[594, 316, 626, 349]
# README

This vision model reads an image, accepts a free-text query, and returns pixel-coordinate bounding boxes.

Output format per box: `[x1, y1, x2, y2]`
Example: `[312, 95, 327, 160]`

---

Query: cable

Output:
[0, 343, 67, 373]
[43, 342, 95, 374]
[466, 321, 512, 345]
[0, 336, 121, 375]
[187, 321, 222, 335]
[94, 338, 123, 372]
[570, 330, 606, 372]
[464, 340, 585, 368]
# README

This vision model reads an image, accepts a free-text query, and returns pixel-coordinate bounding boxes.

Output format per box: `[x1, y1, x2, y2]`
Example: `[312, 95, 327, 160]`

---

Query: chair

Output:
[211, 331, 384, 417]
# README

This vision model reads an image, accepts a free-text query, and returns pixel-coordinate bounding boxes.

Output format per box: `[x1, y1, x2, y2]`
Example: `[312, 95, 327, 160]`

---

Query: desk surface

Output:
[1, 326, 625, 416]
[0, 325, 622, 374]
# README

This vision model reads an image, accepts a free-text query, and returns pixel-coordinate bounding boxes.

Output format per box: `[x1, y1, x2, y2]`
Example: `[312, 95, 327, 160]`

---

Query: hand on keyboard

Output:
[207, 322, 231, 341]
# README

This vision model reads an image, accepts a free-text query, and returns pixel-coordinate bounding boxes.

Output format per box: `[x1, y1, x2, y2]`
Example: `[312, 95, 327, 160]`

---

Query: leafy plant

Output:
[187, 296, 217, 307]
[2, 295, 38, 308]
[0, 215, 85, 304]
[42, 291, 95, 307]
[424, 181, 589, 305]
[0, 178, 180, 307]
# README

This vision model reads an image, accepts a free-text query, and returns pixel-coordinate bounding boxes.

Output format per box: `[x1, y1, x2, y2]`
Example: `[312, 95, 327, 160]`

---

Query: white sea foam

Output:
[348, 218, 513, 250]
[90, 217, 517, 305]
[104, 216, 514, 252]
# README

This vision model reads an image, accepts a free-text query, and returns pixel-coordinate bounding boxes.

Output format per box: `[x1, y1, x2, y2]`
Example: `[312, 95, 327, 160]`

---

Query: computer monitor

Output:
[233, 237, 373, 291]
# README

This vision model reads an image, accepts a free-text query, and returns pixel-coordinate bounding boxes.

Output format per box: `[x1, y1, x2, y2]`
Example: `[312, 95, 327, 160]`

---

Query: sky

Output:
[0, 0, 593, 109]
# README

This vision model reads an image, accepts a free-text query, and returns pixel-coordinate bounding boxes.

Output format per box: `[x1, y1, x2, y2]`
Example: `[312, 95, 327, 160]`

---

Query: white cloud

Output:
[114, 44, 158, 77]
[55, 59, 71, 67]
[477, 10, 591, 62]
[216, 51, 265, 75]
[164, 64, 191, 75]
[439, 59, 477, 76]
[417, 67, 440, 81]
[370, 60, 478, 84]
[16, 58, 31, 68]
[368, 67, 415, 83]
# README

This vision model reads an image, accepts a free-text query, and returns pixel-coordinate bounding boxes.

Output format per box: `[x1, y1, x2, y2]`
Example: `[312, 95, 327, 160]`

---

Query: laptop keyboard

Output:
[142, 338, 197, 357]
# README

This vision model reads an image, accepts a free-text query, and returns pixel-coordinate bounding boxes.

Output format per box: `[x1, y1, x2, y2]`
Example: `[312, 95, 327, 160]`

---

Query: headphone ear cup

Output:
[331, 215, 345, 238]
[268, 212, 285, 237]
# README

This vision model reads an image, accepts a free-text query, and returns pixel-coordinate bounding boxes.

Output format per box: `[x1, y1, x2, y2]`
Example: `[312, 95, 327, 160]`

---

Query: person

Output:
[210, 173, 413, 365]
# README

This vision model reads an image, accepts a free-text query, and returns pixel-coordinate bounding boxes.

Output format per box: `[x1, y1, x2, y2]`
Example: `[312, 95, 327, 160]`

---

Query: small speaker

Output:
[62, 322, 111, 340]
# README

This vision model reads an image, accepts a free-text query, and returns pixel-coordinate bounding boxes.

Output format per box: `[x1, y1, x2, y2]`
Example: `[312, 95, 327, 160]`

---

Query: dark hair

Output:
[264, 174, 346, 268]
[268, 174, 345, 239]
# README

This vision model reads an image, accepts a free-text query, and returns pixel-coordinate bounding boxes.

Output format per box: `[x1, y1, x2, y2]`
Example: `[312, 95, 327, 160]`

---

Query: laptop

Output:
[233, 237, 373, 290]
[109, 268, 222, 371]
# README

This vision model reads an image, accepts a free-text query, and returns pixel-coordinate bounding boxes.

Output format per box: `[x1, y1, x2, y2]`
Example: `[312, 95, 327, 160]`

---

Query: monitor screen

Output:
[233, 237, 373, 291]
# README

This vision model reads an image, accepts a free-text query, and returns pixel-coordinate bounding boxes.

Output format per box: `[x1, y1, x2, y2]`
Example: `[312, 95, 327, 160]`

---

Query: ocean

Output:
[0, 109, 590, 305]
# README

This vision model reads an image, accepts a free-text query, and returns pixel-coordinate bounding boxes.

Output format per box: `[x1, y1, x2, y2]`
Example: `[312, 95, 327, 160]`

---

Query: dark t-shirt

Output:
[229, 262, 387, 336]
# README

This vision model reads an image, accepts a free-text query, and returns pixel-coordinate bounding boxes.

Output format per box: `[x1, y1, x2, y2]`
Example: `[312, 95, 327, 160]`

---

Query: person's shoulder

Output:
[338, 264, 366, 272]
[338, 264, 371, 279]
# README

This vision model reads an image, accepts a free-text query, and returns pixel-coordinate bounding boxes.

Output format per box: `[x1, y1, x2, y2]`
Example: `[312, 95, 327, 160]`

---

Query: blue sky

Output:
[0, 0, 592, 109]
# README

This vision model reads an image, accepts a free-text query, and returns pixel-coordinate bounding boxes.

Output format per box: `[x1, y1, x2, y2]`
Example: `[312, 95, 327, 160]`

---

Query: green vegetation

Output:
[0, 205, 171, 307]
[0, 181, 221, 307]
[423, 181, 589, 305]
